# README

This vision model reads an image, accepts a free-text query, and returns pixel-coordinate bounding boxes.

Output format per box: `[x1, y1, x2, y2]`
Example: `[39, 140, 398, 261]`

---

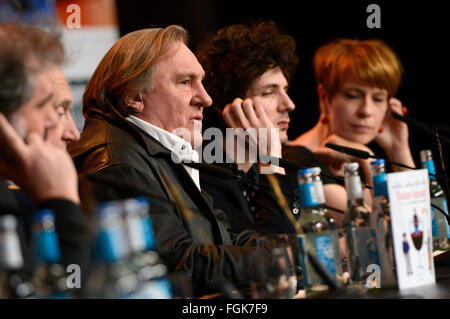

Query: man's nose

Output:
[63, 113, 80, 143]
[195, 83, 213, 108]
[279, 91, 295, 112]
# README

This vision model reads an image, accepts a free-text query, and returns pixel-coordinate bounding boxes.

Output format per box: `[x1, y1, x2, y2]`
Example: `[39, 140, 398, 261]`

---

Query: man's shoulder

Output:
[70, 118, 149, 160]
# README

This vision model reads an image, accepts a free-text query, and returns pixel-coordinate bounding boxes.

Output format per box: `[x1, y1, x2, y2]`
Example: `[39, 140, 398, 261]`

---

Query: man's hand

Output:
[0, 113, 80, 204]
[222, 98, 284, 174]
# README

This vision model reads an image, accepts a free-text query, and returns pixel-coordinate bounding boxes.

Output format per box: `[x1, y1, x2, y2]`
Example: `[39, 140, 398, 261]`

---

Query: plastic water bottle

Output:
[0, 214, 34, 298]
[342, 163, 379, 287]
[32, 209, 68, 298]
[297, 168, 342, 295]
[370, 159, 397, 287]
[310, 167, 343, 277]
[121, 197, 172, 299]
[86, 201, 139, 298]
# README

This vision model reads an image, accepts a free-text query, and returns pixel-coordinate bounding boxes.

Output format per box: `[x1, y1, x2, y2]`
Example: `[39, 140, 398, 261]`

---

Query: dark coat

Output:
[68, 111, 258, 297]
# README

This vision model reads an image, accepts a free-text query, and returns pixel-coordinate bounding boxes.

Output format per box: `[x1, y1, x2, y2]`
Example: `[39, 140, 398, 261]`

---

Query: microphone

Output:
[392, 112, 450, 145]
[325, 143, 376, 160]
[325, 143, 450, 183]
[325, 143, 416, 171]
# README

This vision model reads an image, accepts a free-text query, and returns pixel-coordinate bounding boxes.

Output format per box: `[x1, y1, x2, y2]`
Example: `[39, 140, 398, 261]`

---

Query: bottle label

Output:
[422, 160, 437, 178]
[141, 216, 156, 250]
[314, 234, 336, 276]
[299, 183, 318, 207]
[297, 232, 339, 288]
[36, 230, 61, 263]
[96, 226, 127, 262]
[372, 173, 388, 197]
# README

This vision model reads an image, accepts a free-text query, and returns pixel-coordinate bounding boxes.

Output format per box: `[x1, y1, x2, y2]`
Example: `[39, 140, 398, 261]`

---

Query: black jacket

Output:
[68, 111, 258, 297]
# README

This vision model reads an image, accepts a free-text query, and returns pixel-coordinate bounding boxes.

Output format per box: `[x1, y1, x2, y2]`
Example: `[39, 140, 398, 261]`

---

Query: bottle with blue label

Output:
[369, 159, 397, 287]
[297, 168, 341, 294]
[420, 149, 450, 250]
[310, 167, 343, 277]
[0, 214, 34, 298]
[121, 197, 172, 299]
[342, 163, 379, 288]
[32, 209, 69, 298]
[86, 201, 140, 298]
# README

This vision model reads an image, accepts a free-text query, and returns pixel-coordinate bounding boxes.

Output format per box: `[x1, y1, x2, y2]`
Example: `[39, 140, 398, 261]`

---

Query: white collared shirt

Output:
[126, 115, 201, 190]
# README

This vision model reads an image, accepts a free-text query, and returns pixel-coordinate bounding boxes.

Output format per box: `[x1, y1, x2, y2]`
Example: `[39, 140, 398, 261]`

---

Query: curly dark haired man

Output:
[196, 20, 348, 233]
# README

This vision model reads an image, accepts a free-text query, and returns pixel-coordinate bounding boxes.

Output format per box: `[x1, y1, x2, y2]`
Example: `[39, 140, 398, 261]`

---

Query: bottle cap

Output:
[311, 167, 322, 175]
[344, 162, 360, 171]
[370, 158, 385, 166]
[298, 168, 313, 175]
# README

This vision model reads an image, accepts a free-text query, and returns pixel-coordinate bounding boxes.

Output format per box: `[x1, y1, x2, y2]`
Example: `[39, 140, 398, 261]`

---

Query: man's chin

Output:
[191, 132, 203, 149]
[279, 133, 288, 145]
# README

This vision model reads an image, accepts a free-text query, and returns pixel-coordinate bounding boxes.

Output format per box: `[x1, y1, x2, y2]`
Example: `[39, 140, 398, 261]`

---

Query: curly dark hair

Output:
[196, 20, 299, 132]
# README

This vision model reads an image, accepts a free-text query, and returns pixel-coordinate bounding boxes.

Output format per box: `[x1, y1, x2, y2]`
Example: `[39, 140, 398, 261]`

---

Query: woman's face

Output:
[324, 80, 389, 145]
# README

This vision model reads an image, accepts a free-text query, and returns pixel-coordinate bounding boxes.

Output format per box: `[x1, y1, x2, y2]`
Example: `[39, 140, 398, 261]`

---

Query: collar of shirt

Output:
[126, 115, 201, 190]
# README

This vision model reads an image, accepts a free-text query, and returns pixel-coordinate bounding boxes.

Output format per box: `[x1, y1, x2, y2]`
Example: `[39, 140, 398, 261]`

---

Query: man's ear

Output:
[125, 93, 144, 112]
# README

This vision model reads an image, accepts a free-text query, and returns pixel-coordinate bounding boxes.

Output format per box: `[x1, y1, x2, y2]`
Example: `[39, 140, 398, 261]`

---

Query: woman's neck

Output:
[290, 120, 330, 149]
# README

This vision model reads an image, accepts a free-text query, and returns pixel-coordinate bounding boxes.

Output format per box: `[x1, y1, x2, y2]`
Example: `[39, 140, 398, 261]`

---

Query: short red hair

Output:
[314, 38, 403, 97]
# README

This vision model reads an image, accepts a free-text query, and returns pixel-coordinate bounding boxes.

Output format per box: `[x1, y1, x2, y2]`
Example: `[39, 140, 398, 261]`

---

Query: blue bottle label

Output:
[299, 183, 318, 207]
[96, 227, 127, 262]
[372, 173, 388, 197]
[314, 234, 336, 276]
[36, 230, 61, 263]
[423, 160, 437, 178]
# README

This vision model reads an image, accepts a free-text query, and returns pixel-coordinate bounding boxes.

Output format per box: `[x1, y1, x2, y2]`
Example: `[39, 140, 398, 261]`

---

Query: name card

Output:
[387, 169, 436, 289]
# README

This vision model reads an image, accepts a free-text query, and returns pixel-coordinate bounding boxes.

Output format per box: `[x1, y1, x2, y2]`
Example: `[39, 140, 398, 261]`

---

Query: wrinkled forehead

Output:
[159, 42, 205, 77]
